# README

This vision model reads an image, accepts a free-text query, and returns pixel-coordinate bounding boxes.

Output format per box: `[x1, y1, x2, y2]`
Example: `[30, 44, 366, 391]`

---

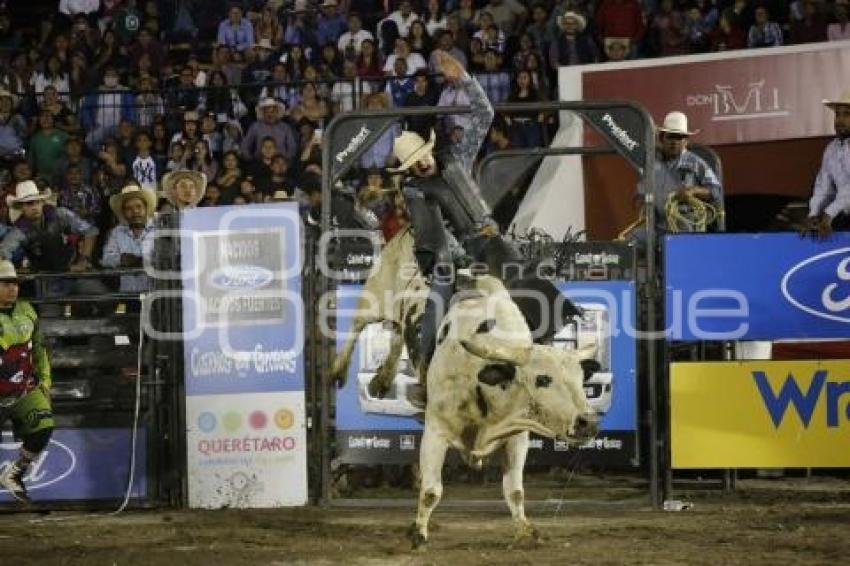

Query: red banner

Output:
[583, 44, 850, 145]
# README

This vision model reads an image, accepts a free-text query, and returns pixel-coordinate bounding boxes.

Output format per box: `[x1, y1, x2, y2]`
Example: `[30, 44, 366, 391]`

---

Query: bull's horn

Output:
[460, 339, 532, 365]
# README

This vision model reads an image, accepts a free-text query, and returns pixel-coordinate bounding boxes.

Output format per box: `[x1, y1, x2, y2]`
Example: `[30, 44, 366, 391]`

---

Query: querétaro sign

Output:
[181, 204, 307, 508]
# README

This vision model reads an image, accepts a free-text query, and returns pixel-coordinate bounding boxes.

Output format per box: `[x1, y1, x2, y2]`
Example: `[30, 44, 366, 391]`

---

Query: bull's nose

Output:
[575, 414, 599, 439]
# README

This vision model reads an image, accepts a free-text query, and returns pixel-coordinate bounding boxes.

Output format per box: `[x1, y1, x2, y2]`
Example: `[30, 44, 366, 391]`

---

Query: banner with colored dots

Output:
[180, 205, 307, 508]
[186, 391, 307, 508]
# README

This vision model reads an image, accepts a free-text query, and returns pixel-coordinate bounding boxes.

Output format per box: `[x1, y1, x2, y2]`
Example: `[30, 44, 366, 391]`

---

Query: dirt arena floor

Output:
[2, 475, 849, 565]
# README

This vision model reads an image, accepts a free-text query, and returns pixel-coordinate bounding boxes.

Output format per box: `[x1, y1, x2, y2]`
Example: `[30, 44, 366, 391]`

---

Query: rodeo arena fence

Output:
[2, 89, 848, 514]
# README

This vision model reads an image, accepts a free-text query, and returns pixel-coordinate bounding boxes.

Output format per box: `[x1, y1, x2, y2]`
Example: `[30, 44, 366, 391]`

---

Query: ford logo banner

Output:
[1, 429, 146, 501]
[208, 265, 275, 291]
[665, 233, 850, 341]
[0, 437, 75, 493]
[781, 248, 850, 324]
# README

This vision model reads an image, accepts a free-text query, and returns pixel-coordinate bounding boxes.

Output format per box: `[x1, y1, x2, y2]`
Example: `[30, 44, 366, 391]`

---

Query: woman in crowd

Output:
[408, 20, 433, 56]
[255, 5, 284, 48]
[424, 0, 448, 37]
[291, 82, 330, 127]
[204, 70, 249, 122]
[214, 150, 243, 204]
[356, 38, 384, 80]
[283, 43, 308, 82]
[506, 69, 545, 149]
[31, 55, 70, 103]
[186, 139, 219, 182]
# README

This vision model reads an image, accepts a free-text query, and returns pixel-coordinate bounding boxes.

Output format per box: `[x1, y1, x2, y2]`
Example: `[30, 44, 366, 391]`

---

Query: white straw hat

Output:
[387, 130, 436, 173]
[657, 111, 699, 136]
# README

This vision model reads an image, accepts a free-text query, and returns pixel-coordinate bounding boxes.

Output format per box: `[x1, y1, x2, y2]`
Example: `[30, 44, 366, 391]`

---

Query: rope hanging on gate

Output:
[664, 192, 721, 233]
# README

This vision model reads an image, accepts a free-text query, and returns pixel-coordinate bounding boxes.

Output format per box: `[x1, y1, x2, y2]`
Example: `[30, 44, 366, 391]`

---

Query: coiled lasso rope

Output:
[616, 191, 724, 240]
[664, 191, 723, 233]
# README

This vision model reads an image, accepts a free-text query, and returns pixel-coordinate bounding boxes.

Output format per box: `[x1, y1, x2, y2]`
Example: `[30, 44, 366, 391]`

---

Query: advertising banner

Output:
[335, 281, 638, 467]
[665, 233, 850, 341]
[0, 428, 146, 502]
[186, 392, 306, 508]
[671, 360, 850, 468]
[181, 204, 307, 508]
[582, 43, 850, 145]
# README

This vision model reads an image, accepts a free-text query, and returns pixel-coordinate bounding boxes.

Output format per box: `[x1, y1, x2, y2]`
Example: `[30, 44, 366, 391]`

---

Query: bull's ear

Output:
[572, 343, 597, 361]
[580, 359, 601, 382]
[477, 363, 516, 388]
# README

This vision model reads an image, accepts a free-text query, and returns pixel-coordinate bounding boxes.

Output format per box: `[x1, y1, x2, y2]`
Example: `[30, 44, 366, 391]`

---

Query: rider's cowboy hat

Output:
[161, 170, 207, 208]
[656, 111, 700, 136]
[823, 88, 850, 108]
[109, 184, 158, 223]
[387, 129, 436, 173]
[7, 181, 52, 222]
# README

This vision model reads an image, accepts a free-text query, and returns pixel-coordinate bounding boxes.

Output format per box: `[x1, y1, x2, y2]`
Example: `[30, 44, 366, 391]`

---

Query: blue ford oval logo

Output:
[781, 248, 850, 323]
[1, 436, 76, 494]
[209, 265, 274, 291]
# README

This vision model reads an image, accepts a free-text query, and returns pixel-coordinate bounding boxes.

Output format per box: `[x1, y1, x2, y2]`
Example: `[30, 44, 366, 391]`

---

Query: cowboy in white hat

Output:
[383, 50, 502, 387]
[240, 96, 297, 161]
[0, 180, 100, 273]
[0, 257, 55, 503]
[101, 184, 158, 292]
[635, 110, 722, 234]
[803, 89, 850, 238]
[162, 170, 207, 209]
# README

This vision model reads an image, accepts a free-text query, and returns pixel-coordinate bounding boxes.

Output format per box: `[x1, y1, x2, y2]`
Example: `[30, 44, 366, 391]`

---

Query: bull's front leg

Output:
[330, 316, 368, 388]
[330, 289, 380, 388]
[368, 321, 403, 398]
[409, 424, 448, 550]
[502, 432, 542, 546]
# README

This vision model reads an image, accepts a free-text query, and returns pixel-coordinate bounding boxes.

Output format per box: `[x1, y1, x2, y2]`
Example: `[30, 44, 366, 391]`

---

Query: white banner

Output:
[186, 391, 307, 508]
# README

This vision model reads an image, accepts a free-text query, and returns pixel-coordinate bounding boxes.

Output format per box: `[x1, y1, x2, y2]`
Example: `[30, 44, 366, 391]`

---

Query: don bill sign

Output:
[181, 204, 307, 508]
[671, 361, 850, 468]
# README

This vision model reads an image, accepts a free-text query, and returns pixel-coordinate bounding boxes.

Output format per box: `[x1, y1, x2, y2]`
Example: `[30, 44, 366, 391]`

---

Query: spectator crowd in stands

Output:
[0, 0, 848, 275]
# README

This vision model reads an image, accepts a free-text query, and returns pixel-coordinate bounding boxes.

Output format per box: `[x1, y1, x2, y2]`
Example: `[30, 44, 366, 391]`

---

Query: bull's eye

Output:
[535, 374, 552, 388]
[476, 319, 496, 334]
[580, 359, 601, 382]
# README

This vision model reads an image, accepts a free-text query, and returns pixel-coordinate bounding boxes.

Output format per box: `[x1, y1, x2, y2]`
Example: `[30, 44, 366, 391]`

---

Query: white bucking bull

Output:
[410, 275, 600, 548]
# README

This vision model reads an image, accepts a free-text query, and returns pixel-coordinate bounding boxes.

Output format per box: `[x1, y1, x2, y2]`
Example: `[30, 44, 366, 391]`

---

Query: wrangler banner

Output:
[670, 361, 850, 468]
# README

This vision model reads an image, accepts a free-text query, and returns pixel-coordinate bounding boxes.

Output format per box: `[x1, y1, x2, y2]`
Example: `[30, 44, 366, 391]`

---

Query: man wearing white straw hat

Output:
[802, 89, 850, 238]
[240, 96, 296, 160]
[386, 50, 501, 377]
[0, 180, 100, 275]
[101, 184, 158, 292]
[638, 110, 722, 234]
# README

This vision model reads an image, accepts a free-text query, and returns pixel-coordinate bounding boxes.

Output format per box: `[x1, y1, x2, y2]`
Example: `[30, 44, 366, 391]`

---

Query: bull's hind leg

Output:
[368, 321, 403, 398]
[409, 425, 448, 549]
[503, 432, 542, 546]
